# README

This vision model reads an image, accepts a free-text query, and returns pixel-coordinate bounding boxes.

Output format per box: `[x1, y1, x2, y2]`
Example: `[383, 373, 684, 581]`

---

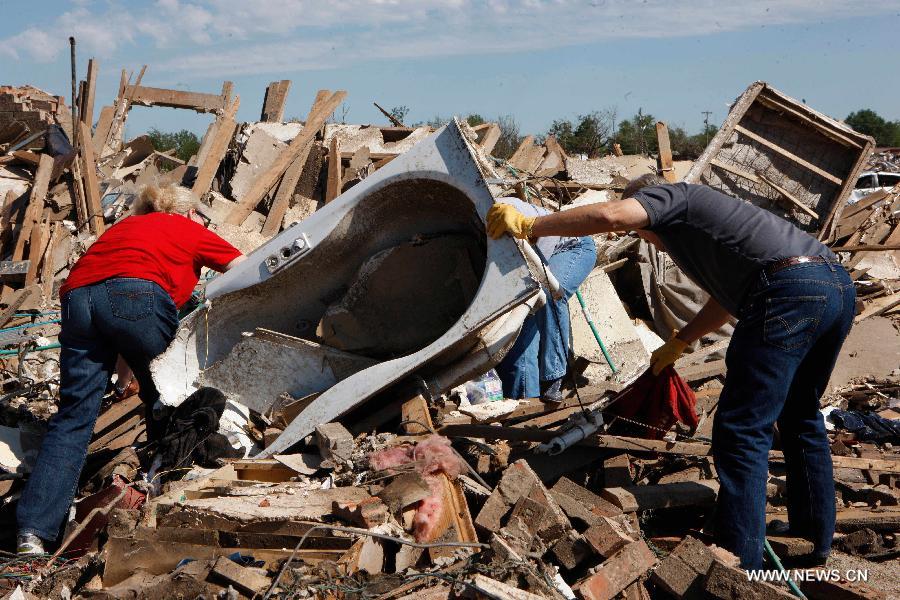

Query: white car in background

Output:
[849, 171, 900, 204]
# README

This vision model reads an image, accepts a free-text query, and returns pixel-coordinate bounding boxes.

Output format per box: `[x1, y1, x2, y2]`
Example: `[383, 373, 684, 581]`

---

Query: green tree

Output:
[547, 110, 616, 158]
[388, 105, 410, 124]
[492, 114, 522, 160]
[668, 124, 718, 159]
[610, 109, 658, 155]
[146, 128, 201, 163]
[845, 109, 900, 146]
[466, 113, 486, 127]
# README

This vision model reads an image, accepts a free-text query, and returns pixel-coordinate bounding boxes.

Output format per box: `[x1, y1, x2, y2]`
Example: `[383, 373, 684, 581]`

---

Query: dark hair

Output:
[622, 173, 667, 199]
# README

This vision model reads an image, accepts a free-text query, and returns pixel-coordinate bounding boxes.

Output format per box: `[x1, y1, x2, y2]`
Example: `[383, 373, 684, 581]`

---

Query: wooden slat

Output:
[261, 80, 291, 122]
[191, 96, 240, 197]
[325, 135, 341, 203]
[261, 91, 329, 236]
[11, 154, 53, 265]
[40, 222, 63, 300]
[754, 93, 862, 149]
[733, 124, 843, 185]
[79, 121, 105, 235]
[225, 90, 346, 226]
[123, 84, 228, 113]
[25, 219, 49, 285]
[478, 123, 501, 155]
[507, 135, 535, 171]
[91, 106, 115, 154]
[81, 58, 98, 128]
[656, 122, 677, 183]
[756, 172, 820, 220]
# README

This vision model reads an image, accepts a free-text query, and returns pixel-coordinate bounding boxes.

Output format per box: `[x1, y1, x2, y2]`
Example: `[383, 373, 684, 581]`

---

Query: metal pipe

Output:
[68, 37, 78, 150]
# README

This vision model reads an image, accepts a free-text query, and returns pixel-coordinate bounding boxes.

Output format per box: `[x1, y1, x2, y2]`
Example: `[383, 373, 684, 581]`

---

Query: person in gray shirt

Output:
[487, 174, 855, 570]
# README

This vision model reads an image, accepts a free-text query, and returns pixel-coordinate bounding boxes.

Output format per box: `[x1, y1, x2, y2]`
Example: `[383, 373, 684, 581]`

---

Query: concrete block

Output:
[568, 268, 650, 382]
[573, 539, 657, 600]
[703, 562, 795, 600]
[315, 422, 354, 465]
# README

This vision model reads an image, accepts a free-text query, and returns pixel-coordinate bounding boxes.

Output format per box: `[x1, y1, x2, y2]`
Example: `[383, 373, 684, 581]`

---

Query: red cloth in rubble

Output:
[607, 365, 698, 439]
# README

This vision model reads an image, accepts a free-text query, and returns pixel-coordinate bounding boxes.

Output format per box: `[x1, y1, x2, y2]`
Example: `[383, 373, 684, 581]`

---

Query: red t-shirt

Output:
[60, 213, 242, 308]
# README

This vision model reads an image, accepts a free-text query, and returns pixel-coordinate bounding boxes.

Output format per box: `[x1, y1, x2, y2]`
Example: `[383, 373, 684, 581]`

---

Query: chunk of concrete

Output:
[569, 268, 649, 383]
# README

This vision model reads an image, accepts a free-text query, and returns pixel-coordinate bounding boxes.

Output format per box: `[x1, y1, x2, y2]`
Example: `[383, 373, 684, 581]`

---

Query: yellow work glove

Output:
[487, 204, 536, 240]
[650, 335, 689, 376]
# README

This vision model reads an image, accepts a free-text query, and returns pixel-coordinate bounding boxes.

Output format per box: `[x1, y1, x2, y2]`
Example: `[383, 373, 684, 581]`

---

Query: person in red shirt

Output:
[17, 184, 244, 554]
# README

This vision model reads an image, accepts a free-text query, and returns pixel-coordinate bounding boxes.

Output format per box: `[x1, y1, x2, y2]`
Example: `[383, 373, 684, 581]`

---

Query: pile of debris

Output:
[0, 60, 898, 600]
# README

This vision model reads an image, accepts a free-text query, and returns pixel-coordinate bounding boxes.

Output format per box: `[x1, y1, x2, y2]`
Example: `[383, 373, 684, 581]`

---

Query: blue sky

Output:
[2, 0, 899, 139]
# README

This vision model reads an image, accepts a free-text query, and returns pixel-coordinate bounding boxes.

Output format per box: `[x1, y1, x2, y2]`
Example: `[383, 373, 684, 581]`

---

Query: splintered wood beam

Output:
[508, 135, 535, 171]
[261, 90, 330, 236]
[92, 106, 115, 154]
[79, 121, 106, 235]
[191, 96, 240, 197]
[325, 135, 341, 203]
[656, 121, 677, 182]
[373, 101, 404, 127]
[226, 90, 347, 226]
[478, 123, 501, 155]
[13, 154, 53, 262]
[25, 220, 49, 285]
[261, 80, 291, 122]
[756, 172, 819, 220]
[81, 58, 98, 128]
[123, 84, 228, 113]
[733, 124, 843, 185]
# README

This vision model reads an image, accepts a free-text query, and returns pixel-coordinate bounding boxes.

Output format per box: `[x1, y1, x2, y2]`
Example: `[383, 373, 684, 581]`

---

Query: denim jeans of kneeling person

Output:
[18, 278, 178, 542]
[496, 236, 597, 399]
[713, 260, 855, 570]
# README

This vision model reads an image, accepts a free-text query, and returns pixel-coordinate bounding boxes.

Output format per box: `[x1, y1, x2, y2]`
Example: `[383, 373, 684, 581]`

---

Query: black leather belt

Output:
[765, 255, 828, 276]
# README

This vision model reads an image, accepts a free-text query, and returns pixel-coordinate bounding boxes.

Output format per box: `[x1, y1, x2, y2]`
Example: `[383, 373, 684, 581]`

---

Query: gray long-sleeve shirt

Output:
[632, 183, 835, 315]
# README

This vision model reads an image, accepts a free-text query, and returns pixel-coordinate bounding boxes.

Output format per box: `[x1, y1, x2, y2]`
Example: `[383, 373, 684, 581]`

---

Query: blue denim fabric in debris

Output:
[496, 236, 597, 399]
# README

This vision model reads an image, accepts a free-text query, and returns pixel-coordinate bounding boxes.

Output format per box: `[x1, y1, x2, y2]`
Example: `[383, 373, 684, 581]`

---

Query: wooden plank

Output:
[261, 80, 291, 122]
[0, 287, 33, 327]
[854, 294, 900, 323]
[756, 171, 820, 220]
[599, 480, 719, 512]
[81, 58, 98, 128]
[226, 90, 346, 226]
[262, 90, 330, 236]
[9, 154, 52, 279]
[733, 124, 843, 185]
[655, 122, 677, 183]
[123, 84, 227, 113]
[91, 105, 115, 154]
[479, 123, 501, 155]
[325, 135, 341, 203]
[25, 219, 49, 285]
[191, 96, 240, 197]
[79, 121, 105, 235]
[507, 135, 535, 171]
[685, 81, 766, 184]
[754, 93, 863, 149]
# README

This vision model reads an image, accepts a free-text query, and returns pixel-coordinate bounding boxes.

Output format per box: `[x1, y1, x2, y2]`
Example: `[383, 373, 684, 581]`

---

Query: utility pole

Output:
[701, 111, 713, 146]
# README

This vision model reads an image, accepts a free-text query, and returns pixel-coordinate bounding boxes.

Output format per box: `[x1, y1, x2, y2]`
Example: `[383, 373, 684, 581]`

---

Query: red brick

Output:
[573, 540, 657, 600]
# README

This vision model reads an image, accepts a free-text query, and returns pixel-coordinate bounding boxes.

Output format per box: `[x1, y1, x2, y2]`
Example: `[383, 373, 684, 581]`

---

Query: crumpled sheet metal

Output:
[150, 119, 540, 456]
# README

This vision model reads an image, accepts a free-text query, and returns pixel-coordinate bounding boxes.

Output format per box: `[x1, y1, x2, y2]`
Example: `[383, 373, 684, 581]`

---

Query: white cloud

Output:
[2, 0, 897, 77]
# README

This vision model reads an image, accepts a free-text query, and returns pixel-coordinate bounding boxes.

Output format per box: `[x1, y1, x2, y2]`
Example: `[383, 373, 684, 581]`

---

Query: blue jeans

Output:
[713, 261, 855, 569]
[18, 278, 178, 541]
[497, 237, 597, 399]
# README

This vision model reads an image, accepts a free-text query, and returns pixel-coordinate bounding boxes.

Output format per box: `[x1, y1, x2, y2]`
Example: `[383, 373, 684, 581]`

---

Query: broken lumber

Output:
[599, 480, 719, 512]
[191, 96, 240, 196]
[79, 121, 105, 234]
[123, 83, 231, 113]
[656, 122, 677, 183]
[260, 80, 291, 123]
[226, 89, 346, 225]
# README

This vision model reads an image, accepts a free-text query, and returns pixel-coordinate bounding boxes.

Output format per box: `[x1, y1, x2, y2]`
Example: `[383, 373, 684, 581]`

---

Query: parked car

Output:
[849, 171, 900, 203]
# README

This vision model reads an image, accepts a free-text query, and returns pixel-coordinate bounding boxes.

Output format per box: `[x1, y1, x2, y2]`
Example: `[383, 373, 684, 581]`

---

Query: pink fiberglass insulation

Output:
[368, 434, 467, 541]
